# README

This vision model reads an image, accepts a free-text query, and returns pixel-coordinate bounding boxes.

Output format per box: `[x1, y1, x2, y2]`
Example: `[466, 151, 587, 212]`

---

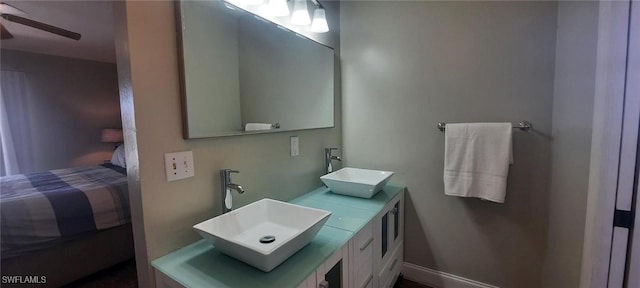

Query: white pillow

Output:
[111, 144, 127, 168]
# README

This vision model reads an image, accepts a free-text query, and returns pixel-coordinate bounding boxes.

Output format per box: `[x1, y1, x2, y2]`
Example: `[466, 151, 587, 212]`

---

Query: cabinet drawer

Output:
[378, 244, 403, 288]
[352, 222, 374, 288]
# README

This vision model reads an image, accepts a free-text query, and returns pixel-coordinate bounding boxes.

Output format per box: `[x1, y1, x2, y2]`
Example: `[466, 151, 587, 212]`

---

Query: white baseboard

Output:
[402, 262, 500, 288]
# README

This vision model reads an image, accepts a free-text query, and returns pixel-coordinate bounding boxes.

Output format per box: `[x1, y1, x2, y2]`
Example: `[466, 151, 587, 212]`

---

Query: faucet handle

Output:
[221, 169, 240, 179]
[325, 147, 339, 153]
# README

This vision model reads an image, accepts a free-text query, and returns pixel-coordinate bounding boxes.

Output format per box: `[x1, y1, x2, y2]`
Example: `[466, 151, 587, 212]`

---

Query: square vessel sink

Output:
[321, 167, 394, 198]
[193, 198, 331, 272]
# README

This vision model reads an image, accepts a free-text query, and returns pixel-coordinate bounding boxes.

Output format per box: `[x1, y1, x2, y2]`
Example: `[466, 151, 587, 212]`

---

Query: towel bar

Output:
[437, 121, 532, 132]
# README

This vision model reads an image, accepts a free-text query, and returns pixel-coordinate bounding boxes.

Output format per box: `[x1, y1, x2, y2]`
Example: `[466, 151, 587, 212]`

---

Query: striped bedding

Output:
[0, 164, 130, 259]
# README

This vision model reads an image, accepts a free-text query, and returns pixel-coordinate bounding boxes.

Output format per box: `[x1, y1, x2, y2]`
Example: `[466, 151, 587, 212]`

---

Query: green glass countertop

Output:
[152, 184, 405, 288]
[290, 184, 405, 233]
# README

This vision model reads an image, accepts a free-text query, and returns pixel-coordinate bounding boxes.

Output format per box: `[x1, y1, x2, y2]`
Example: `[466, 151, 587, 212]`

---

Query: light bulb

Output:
[290, 0, 311, 25]
[310, 7, 328, 33]
[268, 0, 290, 16]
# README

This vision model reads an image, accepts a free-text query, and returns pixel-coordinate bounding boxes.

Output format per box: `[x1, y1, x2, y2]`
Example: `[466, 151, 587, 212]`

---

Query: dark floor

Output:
[63, 259, 137, 288]
[394, 275, 434, 288]
[62, 259, 432, 288]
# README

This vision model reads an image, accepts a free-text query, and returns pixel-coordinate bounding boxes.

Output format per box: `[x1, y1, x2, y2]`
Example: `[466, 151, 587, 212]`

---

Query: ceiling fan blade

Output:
[0, 2, 27, 16]
[0, 14, 81, 40]
[1, 22, 13, 39]
[0, 23, 13, 40]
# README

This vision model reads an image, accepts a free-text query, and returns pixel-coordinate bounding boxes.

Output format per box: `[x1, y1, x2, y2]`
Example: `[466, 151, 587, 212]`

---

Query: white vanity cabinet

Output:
[373, 192, 404, 288]
[299, 191, 404, 288]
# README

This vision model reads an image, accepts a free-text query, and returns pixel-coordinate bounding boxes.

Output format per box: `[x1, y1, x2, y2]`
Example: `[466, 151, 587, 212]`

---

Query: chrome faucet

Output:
[220, 169, 245, 214]
[325, 148, 342, 174]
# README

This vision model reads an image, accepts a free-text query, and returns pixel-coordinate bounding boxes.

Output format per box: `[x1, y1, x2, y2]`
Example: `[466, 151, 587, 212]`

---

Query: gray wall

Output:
[115, 1, 340, 285]
[1, 49, 121, 172]
[181, 1, 242, 137]
[542, 2, 598, 287]
[341, 2, 557, 287]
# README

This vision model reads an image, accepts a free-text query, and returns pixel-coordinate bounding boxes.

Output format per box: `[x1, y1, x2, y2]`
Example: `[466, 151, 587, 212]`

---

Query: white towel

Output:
[245, 123, 273, 131]
[443, 123, 513, 203]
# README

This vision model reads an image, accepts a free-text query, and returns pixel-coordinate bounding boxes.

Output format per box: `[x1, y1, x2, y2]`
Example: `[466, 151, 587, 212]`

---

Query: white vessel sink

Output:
[321, 167, 394, 198]
[193, 198, 331, 272]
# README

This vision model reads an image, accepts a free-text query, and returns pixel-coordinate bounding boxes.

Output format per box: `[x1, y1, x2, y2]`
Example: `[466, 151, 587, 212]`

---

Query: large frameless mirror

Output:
[177, 0, 335, 139]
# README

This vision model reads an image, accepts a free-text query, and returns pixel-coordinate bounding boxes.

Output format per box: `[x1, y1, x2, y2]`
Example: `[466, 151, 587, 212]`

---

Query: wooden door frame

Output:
[112, 2, 151, 288]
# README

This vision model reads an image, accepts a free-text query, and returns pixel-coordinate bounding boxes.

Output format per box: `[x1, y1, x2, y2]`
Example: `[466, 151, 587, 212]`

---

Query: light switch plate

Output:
[165, 151, 195, 181]
[290, 136, 299, 157]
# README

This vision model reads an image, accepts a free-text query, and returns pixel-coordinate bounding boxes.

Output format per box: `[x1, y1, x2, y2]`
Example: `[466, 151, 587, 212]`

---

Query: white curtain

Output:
[0, 70, 33, 176]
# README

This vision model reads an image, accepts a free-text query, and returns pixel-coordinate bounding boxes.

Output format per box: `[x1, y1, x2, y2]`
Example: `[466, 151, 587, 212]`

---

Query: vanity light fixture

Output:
[310, 6, 328, 33]
[226, 0, 329, 33]
[268, 0, 290, 16]
[290, 0, 311, 25]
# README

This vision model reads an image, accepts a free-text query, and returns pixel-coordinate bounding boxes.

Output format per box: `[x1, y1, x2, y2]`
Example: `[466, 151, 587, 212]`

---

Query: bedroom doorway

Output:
[0, 1, 140, 287]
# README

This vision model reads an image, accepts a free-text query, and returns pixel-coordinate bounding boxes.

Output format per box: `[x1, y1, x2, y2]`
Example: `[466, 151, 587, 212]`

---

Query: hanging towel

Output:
[443, 123, 513, 203]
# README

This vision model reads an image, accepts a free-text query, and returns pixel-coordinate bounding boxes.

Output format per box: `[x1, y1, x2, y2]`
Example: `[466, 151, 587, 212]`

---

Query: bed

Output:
[0, 164, 134, 287]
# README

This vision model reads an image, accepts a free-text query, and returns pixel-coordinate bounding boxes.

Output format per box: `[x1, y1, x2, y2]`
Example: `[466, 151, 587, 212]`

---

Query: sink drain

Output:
[259, 235, 276, 244]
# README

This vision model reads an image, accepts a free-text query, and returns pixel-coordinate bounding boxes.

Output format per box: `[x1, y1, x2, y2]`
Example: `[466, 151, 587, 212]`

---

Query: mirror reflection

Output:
[178, 0, 335, 139]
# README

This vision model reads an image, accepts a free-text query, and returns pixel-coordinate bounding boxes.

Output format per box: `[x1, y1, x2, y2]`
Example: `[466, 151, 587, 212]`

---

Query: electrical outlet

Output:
[165, 151, 195, 181]
[290, 136, 299, 157]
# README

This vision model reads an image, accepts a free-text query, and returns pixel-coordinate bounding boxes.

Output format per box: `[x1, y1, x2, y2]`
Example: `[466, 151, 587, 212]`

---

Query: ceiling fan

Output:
[0, 2, 81, 40]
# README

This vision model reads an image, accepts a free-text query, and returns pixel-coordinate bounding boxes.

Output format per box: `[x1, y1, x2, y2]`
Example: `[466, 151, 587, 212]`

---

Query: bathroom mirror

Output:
[176, 0, 335, 139]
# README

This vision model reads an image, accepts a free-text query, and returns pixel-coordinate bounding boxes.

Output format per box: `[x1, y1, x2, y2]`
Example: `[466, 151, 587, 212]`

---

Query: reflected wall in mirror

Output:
[177, 0, 335, 139]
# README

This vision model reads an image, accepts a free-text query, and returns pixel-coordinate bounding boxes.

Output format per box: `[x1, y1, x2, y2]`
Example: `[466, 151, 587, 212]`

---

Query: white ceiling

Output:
[1, 1, 116, 63]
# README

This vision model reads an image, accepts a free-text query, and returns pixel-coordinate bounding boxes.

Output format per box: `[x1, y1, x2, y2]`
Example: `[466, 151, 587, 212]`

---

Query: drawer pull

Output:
[389, 258, 398, 271]
[360, 237, 374, 251]
[319, 280, 329, 288]
[360, 274, 373, 288]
